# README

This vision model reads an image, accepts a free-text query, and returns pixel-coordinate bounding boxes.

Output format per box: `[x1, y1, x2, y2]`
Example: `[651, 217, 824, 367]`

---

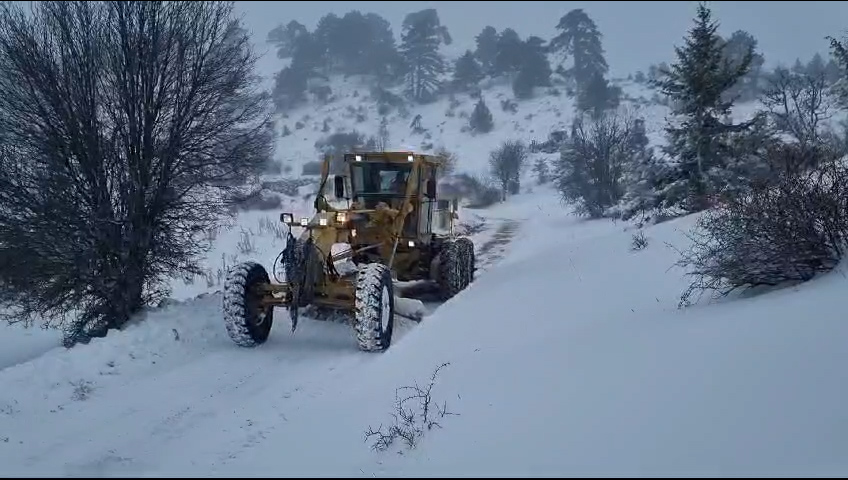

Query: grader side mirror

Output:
[334, 175, 346, 199]
[426, 179, 436, 198]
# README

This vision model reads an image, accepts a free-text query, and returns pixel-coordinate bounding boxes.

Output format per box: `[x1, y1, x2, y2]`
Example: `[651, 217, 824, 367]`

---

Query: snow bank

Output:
[144, 187, 848, 477]
[0, 323, 62, 372]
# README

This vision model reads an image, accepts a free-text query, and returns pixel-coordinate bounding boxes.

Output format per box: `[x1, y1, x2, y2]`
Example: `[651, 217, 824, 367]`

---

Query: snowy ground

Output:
[1, 184, 847, 477]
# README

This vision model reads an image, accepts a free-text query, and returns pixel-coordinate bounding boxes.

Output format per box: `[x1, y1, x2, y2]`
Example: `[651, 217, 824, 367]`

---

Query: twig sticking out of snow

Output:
[364, 362, 457, 453]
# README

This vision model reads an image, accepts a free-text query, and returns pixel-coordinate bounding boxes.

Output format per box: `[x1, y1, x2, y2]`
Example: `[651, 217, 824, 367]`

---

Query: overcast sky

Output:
[234, 1, 848, 77]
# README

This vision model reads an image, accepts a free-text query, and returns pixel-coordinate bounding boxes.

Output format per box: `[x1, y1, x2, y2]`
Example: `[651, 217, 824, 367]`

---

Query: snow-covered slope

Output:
[1, 185, 847, 477]
[271, 76, 674, 178]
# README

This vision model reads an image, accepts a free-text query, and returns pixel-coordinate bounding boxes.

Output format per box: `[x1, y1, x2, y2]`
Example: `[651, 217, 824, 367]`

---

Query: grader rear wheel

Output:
[223, 262, 274, 347]
[437, 240, 464, 300]
[455, 237, 475, 286]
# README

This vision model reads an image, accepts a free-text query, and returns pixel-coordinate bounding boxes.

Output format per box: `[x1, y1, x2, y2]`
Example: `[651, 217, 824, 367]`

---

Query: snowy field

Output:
[0, 184, 847, 477]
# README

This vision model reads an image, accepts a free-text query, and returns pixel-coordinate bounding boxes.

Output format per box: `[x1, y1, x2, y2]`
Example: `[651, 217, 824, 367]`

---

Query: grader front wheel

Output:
[353, 263, 395, 352]
[223, 262, 275, 347]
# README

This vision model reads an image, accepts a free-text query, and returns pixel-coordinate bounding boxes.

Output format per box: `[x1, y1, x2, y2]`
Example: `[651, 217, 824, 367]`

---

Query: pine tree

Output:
[453, 50, 484, 92]
[609, 119, 668, 221]
[576, 72, 621, 118]
[549, 9, 608, 91]
[469, 98, 494, 134]
[533, 158, 550, 184]
[512, 70, 535, 99]
[824, 57, 842, 85]
[721, 30, 764, 102]
[655, 2, 760, 213]
[827, 34, 848, 106]
[399, 9, 451, 103]
[512, 36, 552, 99]
[474, 26, 499, 76]
[492, 28, 524, 78]
[267, 21, 309, 59]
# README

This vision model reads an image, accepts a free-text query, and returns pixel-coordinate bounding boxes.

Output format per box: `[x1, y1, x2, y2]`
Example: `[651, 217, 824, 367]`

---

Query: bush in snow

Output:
[676, 147, 848, 307]
[489, 140, 527, 201]
[630, 230, 649, 251]
[0, 1, 273, 345]
[555, 110, 643, 218]
[761, 66, 835, 170]
[445, 173, 501, 209]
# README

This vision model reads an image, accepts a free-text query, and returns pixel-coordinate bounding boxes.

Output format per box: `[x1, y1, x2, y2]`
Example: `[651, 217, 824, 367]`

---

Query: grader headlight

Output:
[335, 212, 347, 223]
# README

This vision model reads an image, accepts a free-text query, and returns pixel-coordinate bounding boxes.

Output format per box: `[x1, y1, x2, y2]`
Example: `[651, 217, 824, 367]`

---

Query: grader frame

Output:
[222, 151, 475, 352]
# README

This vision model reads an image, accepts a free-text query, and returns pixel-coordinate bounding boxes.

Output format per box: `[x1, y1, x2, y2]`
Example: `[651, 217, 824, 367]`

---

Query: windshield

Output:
[351, 163, 412, 196]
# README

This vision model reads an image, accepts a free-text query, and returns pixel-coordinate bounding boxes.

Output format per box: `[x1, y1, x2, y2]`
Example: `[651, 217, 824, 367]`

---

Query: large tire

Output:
[437, 240, 464, 300]
[354, 263, 395, 352]
[223, 262, 274, 347]
[455, 237, 475, 287]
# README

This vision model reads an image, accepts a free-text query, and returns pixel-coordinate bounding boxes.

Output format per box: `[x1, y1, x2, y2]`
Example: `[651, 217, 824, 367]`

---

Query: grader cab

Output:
[222, 151, 475, 352]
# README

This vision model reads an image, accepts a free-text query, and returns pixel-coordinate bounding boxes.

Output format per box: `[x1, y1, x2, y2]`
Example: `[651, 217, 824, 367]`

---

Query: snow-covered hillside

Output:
[167, 74, 766, 302]
[270, 76, 671, 178]
[1, 183, 847, 477]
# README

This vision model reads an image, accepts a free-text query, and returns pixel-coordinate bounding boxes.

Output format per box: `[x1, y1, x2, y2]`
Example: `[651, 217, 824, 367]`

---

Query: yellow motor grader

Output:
[223, 151, 475, 352]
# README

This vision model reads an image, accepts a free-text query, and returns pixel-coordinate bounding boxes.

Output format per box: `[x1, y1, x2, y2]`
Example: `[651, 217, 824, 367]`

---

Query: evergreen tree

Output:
[492, 28, 524, 77]
[474, 26, 499, 76]
[533, 158, 550, 184]
[399, 8, 451, 103]
[576, 72, 621, 118]
[512, 36, 552, 99]
[469, 98, 494, 134]
[453, 50, 484, 92]
[827, 34, 848, 106]
[272, 66, 308, 110]
[807, 52, 826, 76]
[824, 57, 842, 85]
[721, 30, 764, 102]
[512, 70, 535, 99]
[267, 21, 309, 59]
[609, 119, 668, 221]
[333, 12, 399, 77]
[549, 9, 608, 91]
[655, 2, 761, 213]
[313, 13, 343, 72]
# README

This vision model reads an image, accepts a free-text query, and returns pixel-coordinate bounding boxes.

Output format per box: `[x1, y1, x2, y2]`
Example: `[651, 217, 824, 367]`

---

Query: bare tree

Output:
[555, 110, 636, 217]
[489, 140, 527, 201]
[762, 67, 834, 160]
[0, 1, 273, 346]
